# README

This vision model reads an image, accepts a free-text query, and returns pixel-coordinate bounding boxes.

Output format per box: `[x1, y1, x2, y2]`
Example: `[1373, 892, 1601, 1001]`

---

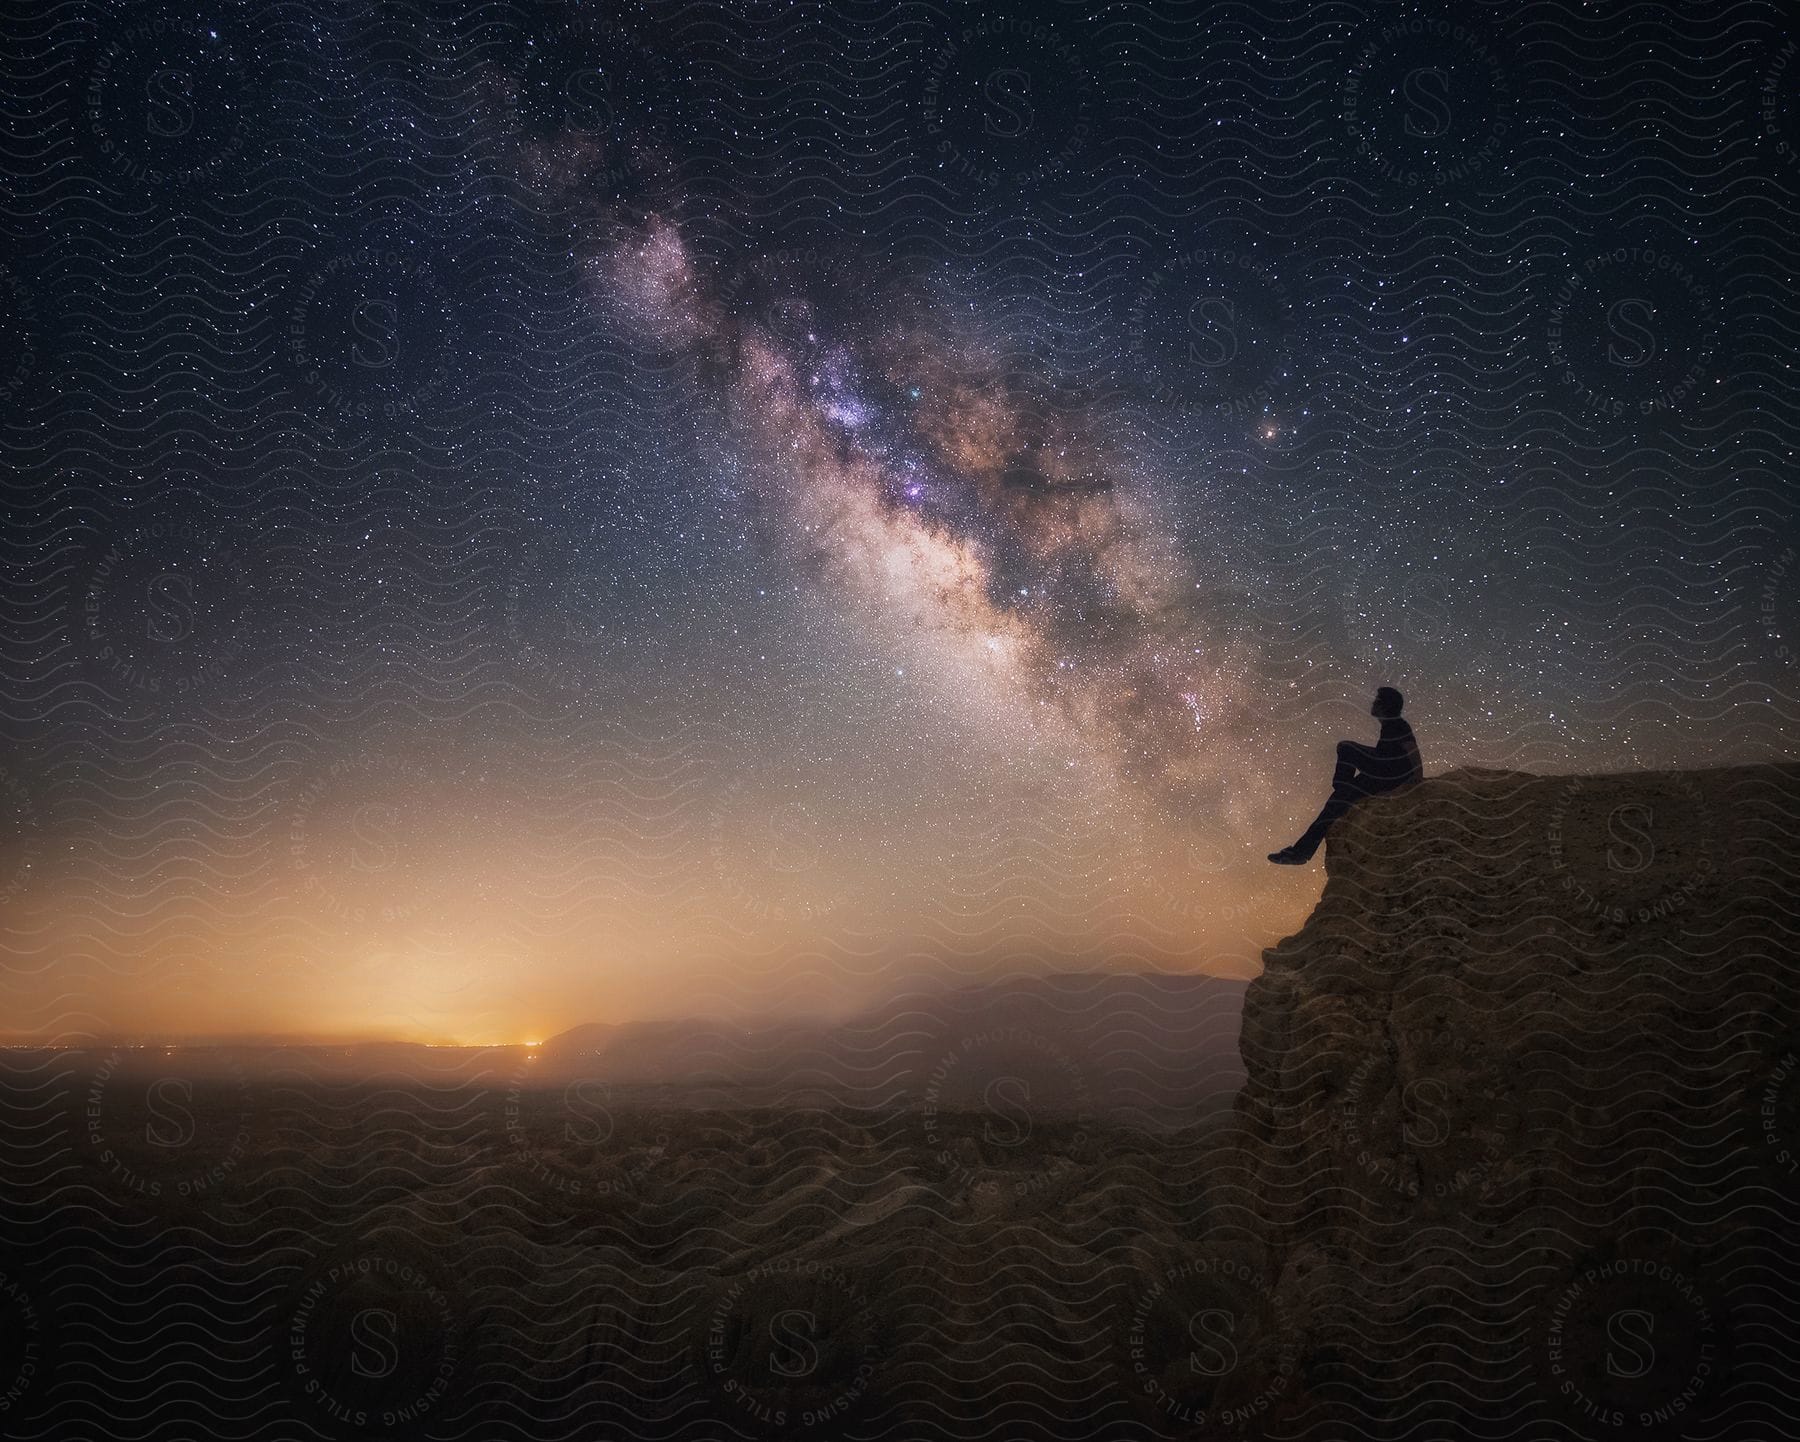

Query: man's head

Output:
[1371, 686, 1404, 719]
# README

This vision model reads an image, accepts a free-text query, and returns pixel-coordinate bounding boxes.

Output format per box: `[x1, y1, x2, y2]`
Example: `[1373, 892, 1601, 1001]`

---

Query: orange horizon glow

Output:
[0, 704, 1319, 1046]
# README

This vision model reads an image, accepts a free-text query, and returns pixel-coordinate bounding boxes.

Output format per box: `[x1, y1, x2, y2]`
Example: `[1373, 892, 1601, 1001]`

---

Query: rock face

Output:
[1217, 763, 1800, 1439]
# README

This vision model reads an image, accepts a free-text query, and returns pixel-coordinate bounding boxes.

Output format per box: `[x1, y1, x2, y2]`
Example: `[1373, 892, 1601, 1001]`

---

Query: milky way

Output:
[550, 171, 1273, 831]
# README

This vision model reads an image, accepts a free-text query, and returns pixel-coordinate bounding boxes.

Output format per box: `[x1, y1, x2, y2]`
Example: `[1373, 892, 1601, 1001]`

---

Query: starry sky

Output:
[2, 0, 1798, 1043]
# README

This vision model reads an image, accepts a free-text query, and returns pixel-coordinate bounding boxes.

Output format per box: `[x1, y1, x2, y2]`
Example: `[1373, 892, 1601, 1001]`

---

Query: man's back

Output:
[1368, 716, 1422, 790]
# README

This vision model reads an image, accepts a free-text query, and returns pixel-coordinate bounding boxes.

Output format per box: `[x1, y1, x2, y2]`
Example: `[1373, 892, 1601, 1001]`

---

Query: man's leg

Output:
[1286, 780, 1366, 861]
[1271, 741, 1377, 863]
[1276, 743, 1375, 861]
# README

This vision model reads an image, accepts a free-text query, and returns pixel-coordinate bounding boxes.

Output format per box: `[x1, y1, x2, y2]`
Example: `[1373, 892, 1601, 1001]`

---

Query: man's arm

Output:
[1365, 719, 1421, 786]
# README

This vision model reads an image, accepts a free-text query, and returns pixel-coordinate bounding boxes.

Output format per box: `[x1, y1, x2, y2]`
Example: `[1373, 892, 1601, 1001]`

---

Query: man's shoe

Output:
[1268, 847, 1308, 865]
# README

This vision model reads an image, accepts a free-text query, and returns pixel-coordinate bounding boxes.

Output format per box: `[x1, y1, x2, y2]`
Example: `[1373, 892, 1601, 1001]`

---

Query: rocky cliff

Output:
[1212, 763, 1800, 1439]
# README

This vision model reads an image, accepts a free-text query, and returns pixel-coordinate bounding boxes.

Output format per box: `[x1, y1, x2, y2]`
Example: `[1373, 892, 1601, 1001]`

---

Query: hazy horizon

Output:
[3, 0, 1796, 1046]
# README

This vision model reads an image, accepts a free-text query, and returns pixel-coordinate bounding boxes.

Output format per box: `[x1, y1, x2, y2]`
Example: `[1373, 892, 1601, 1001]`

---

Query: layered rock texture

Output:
[1213, 763, 1800, 1439]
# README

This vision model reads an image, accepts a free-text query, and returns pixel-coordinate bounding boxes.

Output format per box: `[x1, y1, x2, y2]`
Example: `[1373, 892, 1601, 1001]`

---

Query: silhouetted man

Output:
[1269, 687, 1421, 865]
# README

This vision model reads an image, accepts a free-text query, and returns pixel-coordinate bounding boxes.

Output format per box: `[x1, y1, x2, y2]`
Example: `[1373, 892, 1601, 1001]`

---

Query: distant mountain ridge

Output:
[536, 970, 1248, 1126]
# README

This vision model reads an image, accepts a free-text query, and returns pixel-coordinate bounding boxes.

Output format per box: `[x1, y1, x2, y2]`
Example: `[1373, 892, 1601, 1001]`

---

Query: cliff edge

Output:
[1213, 763, 1800, 1439]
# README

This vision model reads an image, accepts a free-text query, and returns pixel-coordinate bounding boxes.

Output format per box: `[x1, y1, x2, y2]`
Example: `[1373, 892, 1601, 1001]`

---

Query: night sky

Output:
[2, 0, 1798, 1043]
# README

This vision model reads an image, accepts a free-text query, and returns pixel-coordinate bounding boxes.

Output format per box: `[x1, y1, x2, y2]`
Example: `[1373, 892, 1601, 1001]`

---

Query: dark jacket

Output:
[1363, 716, 1422, 790]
